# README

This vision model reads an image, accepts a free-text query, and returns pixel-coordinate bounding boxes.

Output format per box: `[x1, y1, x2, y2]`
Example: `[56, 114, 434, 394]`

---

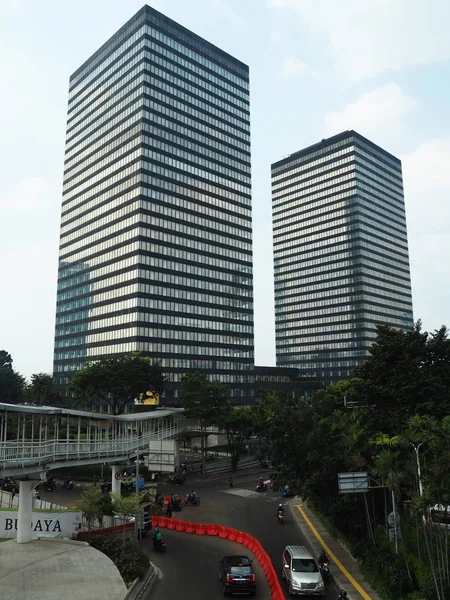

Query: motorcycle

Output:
[153, 538, 166, 553]
[62, 479, 73, 490]
[319, 562, 330, 580]
[183, 494, 200, 506]
[256, 482, 267, 492]
[277, 511, 284, 524]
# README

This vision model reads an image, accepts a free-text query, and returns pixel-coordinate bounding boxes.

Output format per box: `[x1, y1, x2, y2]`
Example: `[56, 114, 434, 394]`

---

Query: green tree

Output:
[215, 406, 255, 472]
[356, 322, 450, 432]
[110, 491, 147, 546]
[180, 372, 229, 474]
[0, 350, 13, 369]
[70, 354, 166, 414]
[26, 373, 62, 406]
[76, 486, 112, 531]
[0, 367, 26, 403]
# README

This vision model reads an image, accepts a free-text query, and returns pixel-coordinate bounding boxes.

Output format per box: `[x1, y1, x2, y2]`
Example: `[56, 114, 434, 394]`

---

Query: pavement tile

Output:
[0, 539, 127, 600]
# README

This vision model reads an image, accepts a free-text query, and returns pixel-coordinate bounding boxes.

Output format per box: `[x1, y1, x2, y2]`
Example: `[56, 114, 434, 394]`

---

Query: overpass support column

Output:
[17, 481, 34, 544]
[111, 465, 121, 497]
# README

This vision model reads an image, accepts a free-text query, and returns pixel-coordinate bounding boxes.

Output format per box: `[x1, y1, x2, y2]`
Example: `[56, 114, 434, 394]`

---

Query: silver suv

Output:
[281, 545, 325, 596]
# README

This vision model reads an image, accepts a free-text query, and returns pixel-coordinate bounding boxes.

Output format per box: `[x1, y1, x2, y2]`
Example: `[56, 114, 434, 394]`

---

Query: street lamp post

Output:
[411, 443, 424, 497]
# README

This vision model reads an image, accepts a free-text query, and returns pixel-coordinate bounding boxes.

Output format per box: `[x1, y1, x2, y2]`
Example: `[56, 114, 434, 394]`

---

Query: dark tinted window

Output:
[230, 566, 252, 575]
[292, 558, 318, 573]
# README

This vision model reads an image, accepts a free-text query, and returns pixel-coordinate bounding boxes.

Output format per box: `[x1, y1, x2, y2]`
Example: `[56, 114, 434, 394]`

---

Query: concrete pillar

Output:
[111, 465, 121, 497]
[17, 481, 34, 544]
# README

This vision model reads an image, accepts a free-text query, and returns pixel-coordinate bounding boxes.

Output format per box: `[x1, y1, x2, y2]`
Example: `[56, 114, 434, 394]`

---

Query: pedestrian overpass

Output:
[0, 402, 187, 543]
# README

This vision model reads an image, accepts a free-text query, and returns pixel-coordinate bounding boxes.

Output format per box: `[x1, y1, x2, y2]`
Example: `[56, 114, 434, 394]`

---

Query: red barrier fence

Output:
[151, 516, 285, 600]
[78, 522, 135, 537]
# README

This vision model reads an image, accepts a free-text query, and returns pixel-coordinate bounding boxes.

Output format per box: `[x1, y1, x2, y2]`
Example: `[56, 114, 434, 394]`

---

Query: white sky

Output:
[1, 0, 450, 378]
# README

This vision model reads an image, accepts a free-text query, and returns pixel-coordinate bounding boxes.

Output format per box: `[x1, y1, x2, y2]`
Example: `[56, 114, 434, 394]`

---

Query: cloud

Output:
[324, 84, 417, 139]
[267, 31, 281, 53]
[279, 56, 307, 79]
[402, 139, 450, 327]
[212, 0, 246, 29]
[0, 177, 50, 214]
[268, 0, 450, 82]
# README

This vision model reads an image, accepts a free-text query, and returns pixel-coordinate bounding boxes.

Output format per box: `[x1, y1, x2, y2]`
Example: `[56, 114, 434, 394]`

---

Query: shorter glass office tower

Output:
[272, 131, 413, 383]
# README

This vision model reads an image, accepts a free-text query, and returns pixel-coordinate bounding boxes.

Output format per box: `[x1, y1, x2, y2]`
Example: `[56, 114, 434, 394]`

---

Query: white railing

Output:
[0, 423, 186, 470]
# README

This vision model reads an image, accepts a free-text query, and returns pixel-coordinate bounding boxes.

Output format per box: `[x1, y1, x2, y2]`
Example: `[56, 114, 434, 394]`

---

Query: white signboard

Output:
[146, 440, 180, 473]
[0, 509, 80, 540]
[338, 472, 369, 494]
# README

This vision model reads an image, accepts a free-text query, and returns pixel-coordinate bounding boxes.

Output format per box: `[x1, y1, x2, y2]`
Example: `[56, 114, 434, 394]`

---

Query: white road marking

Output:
[223, 488, 261, 498]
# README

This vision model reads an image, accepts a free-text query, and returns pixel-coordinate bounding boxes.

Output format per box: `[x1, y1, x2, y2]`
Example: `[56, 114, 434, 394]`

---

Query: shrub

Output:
[80, 534, 149, 583]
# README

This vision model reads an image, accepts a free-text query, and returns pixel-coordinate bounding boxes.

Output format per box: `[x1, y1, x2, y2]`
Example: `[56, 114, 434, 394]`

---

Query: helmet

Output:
[279, 504, 283, 508]
[154, 527, 159, 533]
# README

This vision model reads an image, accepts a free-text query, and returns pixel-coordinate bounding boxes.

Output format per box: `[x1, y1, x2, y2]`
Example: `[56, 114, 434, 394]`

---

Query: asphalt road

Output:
[158, 472, 338, 599]
[41, 471, 339, 598]
[141, 530, 271, 600]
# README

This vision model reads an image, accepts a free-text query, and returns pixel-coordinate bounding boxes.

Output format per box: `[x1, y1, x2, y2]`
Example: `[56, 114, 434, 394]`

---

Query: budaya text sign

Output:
[0, 508, 80, 539]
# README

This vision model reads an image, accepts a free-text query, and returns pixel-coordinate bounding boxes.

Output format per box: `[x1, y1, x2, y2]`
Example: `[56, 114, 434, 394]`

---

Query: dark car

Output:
[219, 555, 256, 596]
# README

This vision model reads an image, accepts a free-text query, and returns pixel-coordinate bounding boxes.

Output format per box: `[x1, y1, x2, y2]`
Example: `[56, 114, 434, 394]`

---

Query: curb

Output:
[125, 561, 160, 600]
[288, 501, 351, 598]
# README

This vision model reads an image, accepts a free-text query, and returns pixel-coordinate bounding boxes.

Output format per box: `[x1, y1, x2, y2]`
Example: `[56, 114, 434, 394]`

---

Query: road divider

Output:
[151, 515, 284, 600]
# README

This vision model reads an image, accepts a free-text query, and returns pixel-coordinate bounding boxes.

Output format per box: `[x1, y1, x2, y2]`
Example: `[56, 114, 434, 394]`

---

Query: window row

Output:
[70, 29, 248, 118]
[273, 180, 357, 214]
[272, 139, 356, 177]
[69, 52, 249, 136]
[272, 156, 355, 193]
[63, 154, 251, 216]
[275, 296, 412, 316]
[273, 171, 357, 203]
[57, 270, 253, 303]
[55, 327, 253, 348]
[61, 197, 252, 250]
[67, 79, 249, 156]
[58, 253, 251, 292]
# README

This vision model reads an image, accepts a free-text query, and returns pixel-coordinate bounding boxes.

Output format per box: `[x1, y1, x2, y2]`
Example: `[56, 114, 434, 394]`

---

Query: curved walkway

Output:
[0, 538, 127, 600]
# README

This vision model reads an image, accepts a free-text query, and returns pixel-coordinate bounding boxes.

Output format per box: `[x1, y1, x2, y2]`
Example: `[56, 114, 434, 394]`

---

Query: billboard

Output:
[0, 509, 80, 539]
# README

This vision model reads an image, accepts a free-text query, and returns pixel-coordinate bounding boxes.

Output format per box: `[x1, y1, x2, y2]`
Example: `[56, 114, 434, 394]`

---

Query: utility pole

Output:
[411, 443, 424, 497]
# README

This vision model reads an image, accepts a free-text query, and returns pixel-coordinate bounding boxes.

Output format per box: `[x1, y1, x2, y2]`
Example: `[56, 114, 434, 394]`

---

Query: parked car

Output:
[281, 545, 324, 596]
[219, 555, 256, 596]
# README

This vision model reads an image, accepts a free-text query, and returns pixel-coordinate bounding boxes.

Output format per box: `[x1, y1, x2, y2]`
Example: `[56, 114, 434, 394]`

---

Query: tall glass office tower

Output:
[272, 131, 413, 383]
[53, 5, 254, 405]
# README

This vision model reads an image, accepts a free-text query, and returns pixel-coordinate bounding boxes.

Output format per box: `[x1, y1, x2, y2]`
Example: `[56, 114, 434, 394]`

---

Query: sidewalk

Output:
[289, 501, 383, 600]
[0, 538, 127, 600]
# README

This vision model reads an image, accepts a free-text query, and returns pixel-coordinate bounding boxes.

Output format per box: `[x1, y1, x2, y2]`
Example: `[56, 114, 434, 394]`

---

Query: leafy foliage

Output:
[81, 534, 149, 583]
[76, 486, 113, 530]
[0, 350, 13, 369]
[0, 366, 26, 403]
[70, 353, 166, 414]
[356, 322, 450, 432]
[215, 406, 255, 471]
[180, 372, 229, 471]
[25, 373, 62, 406]
[260, 322, 450, 600]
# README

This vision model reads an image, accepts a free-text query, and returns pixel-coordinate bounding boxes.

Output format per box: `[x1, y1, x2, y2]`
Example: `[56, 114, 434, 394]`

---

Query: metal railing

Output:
[0, 421, 186, 472]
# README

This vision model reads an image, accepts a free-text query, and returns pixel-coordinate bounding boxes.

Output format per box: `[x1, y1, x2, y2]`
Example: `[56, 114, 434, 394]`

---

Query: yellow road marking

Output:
[294, 504, 373, 600]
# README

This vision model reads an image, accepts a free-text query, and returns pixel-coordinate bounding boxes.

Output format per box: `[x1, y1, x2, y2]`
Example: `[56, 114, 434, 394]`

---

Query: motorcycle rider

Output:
[318, 550, 329, 566]
[337, 590, 348, 599]
[277, 503, 284, 520]
[257, 477, 265, 490]
[152, 527, 163, 550]
[191, 490, 197, 501]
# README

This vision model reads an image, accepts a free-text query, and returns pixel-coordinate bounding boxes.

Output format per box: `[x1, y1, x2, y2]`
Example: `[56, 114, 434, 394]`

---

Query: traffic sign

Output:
[388, 512, 400, 527]
[115, 472, 122, 481]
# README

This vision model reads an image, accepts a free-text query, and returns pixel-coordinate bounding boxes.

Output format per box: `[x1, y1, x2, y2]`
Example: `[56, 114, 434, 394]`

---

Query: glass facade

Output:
[272, 131, 413, 383]
[53, 5, 254, 404]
